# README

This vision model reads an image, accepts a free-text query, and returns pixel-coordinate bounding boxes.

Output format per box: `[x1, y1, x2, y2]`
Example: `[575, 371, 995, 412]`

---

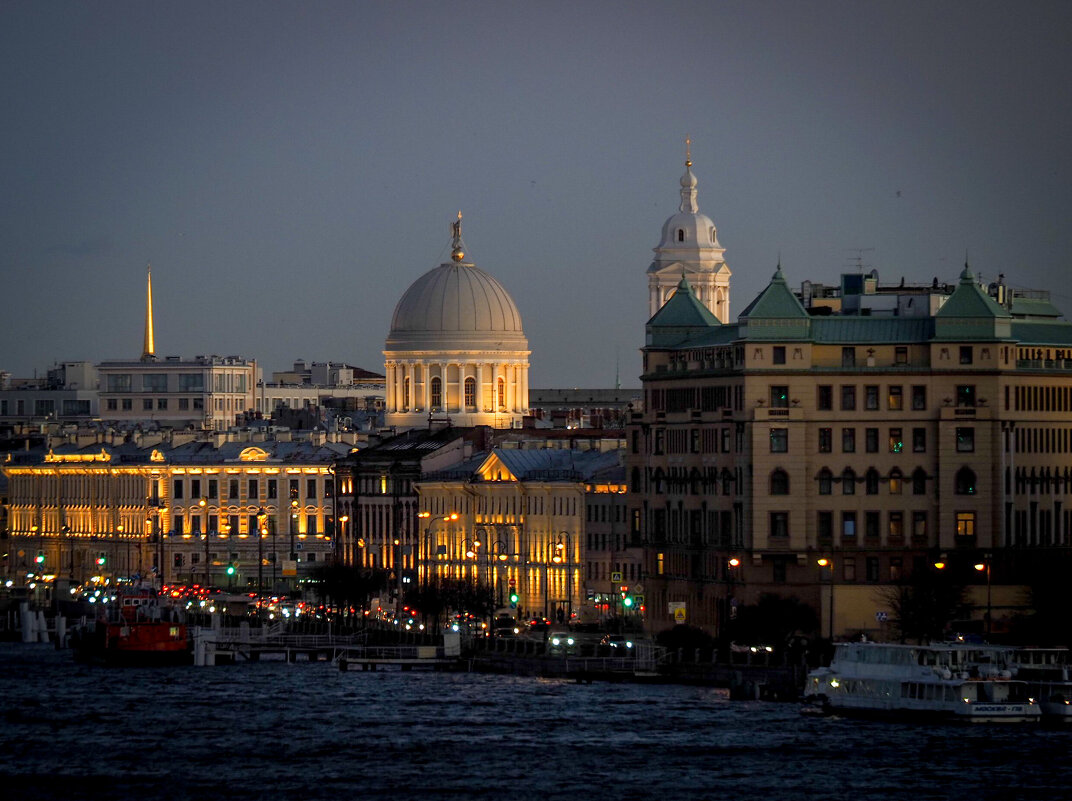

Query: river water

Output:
[1, 642, 1069, 800]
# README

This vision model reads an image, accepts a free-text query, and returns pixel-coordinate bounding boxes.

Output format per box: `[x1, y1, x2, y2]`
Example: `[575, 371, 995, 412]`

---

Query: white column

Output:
[423, 361, 431, 412]
[477, 363, 485, 412]
[520, 362, 529, 415]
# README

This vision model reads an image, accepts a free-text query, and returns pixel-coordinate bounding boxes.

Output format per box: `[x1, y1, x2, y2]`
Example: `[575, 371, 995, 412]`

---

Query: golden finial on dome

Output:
[451, 210, 465, 262]
[685, 135, 692, 168]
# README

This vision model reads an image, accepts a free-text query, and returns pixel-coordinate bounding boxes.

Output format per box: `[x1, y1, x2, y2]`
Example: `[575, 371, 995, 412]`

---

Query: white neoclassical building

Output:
[384, 215, 530, 429]
[647, 145, 732, 323]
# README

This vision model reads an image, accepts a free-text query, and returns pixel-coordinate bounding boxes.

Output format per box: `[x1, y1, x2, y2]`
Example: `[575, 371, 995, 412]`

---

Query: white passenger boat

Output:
[1005, 648, 1072, 724]
[805, 642, 1040, 723]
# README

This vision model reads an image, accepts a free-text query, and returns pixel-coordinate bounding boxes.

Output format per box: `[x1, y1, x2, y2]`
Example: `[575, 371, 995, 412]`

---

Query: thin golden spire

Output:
[685, 135, 692, 168]
[141, 263, 155, 361]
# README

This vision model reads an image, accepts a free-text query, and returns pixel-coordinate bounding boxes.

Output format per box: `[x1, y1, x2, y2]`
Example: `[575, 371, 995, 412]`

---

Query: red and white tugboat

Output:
[72, 585, 191, 666]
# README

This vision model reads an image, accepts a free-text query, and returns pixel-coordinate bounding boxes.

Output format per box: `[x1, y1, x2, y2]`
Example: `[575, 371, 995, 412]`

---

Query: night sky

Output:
[2, 1, 1070, 388]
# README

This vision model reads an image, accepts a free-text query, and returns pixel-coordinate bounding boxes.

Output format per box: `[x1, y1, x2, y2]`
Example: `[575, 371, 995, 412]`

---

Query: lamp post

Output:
[63, 524, 74, 583]
[726, 556, 741, 634]
[817, 557, 834, 641]
[256, 507, 268, 602]
[975, 553, 992, 639]
[289, 499, 299, 591]
[477, 527, 510, 608]
[553, 532, 572, 622]
[338, 514, 349, 567]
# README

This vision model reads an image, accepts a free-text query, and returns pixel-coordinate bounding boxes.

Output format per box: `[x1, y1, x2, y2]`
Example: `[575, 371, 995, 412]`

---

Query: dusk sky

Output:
[2, 1, 1070, 388]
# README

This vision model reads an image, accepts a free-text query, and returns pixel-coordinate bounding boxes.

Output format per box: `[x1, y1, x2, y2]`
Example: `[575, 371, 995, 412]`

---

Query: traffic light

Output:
[95, 552, 107, 566]
[226, 563, 236, 576]
[34, 551, 45, 565]
[509, 588, 519, 607]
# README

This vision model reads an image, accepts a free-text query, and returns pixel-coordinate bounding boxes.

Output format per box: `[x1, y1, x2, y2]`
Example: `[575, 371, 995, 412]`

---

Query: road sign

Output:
[611, 571, 622, 582]
[634, 594, 645, 606]
[282, 560, 297, 577]
[674, 607, 687, 623]
[875, 611, 889, 622]
[508, 578, 516, 586]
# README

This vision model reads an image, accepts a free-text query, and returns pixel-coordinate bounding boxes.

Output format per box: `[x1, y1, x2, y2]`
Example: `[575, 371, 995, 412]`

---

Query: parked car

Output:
[547, 631, 578, 655]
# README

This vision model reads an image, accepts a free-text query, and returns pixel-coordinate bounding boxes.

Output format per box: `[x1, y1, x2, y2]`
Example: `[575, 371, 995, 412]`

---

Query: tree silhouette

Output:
[881, 569, 967, 643]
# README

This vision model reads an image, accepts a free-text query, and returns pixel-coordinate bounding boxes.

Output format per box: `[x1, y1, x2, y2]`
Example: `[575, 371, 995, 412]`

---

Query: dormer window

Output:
[677, 229, 685, 242]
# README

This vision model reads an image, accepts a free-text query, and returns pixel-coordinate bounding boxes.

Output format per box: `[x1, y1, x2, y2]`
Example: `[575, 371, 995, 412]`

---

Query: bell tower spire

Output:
[141, 263, 156, 362]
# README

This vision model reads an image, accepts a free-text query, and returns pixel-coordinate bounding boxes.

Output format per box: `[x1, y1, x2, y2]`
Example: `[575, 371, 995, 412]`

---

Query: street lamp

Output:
[197, 498, 210, 588]
[725, 556, 741, 632]
[256, 507, 268, 601]
[817, 557, 834, 640]
[974, 553, 992, 638]
[553, 532, 572, 622]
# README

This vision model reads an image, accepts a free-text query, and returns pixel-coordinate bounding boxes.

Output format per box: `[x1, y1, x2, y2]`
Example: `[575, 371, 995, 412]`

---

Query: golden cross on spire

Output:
[685, 136, 692, 168]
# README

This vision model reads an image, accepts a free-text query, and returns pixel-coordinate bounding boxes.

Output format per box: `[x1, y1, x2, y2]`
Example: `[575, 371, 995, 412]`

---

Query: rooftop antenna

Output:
[615, 347, 621, 391]
[845, 248, 875, 273]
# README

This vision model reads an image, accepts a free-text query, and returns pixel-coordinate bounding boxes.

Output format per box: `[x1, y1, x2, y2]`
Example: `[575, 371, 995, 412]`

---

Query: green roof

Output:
[1010, 297, 1063, 319]
[647, 276, 720, 328]
[645, 276, 723, 347]
[1010, 320, 1072, 346]
[739, 267, 809, 320]
[935, 266, 1012, 319]
[811, 317, 934, 343]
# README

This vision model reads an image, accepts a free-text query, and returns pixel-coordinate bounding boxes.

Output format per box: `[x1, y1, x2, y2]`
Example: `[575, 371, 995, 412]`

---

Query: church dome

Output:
[386, 216, 527, 351]
[650, 164, 722, 257]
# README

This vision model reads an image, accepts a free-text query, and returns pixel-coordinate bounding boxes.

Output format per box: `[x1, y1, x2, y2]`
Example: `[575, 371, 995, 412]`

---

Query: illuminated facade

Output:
[627, 263, 1072, 638]
[384, 215, 530, 430]
[418, 446, 624, 622]
[3, 431, 354, 590]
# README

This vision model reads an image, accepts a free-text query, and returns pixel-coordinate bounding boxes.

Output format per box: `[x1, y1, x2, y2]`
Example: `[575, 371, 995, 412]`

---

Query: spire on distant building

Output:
[142, 264, 156, 361]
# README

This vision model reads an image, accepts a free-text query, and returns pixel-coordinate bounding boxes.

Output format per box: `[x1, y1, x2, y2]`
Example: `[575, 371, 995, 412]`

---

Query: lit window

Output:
[888, 428, 904, 453]
[430, 377, 442, 409]
[956, 511, 976, 539]
[464, 377, 476, 407]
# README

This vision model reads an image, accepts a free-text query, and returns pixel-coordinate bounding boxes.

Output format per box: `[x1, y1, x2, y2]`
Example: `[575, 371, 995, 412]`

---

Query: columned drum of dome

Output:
[647, 143, 732, 323]
[384, 214, 530, 430]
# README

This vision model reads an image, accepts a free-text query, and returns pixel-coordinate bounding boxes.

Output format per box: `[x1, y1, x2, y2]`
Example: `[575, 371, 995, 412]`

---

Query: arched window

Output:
[430, 377, 442, 410]
[889, 468, 903, 495]
[677, 228, 685, 242]
[402, 376, 410, 410]
[818, 468, 832, 495]
[912, 468, 927, 495]
[770, 469, 789, 495]
[955, 467, 977, 495]
[842, 468, 856, 495]
[464, 377, 476, 408]
[865, 468, 880, 495]
[497, 377, 506, 408]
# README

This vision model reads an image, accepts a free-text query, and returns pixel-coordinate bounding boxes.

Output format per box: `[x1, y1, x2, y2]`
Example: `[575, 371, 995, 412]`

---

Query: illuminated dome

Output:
[383, 214, 530, 430]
